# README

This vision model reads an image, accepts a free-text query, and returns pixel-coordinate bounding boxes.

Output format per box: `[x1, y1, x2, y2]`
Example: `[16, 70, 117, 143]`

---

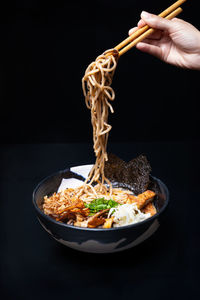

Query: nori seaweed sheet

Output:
[104, 153, 152, 195]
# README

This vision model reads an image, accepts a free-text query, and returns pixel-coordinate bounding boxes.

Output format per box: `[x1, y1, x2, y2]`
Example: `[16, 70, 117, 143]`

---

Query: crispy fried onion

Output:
[47, 197, 89, 225]
[46, 196, 109, 228]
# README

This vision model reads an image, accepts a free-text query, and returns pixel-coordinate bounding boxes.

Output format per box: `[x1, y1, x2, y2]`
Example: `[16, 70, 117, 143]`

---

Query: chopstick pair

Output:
[114, 0, 187, 57]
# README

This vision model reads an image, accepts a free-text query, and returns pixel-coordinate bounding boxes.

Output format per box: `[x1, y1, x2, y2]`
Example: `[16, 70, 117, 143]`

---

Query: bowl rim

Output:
[32, 166, 169, 232]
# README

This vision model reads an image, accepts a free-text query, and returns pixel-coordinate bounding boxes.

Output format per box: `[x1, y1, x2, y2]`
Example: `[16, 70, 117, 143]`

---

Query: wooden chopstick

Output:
[118, 7, 183, 56]
[113, 0, 187, 57]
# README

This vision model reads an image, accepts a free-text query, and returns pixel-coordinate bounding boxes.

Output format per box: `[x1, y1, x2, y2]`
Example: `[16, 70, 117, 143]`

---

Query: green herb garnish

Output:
[85, 198, 119, 215]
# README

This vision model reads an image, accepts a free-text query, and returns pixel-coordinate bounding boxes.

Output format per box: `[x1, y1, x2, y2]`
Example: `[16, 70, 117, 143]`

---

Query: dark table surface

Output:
[1, 142, 200, 299]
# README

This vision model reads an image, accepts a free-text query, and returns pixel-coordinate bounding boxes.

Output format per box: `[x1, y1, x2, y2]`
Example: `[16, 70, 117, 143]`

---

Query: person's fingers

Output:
[144, 30, 163, 40]
[137, 38, 160, 47]
[140, 11, 173, 32]
[128, 27, 138, 36]
[129, 26, 163, 40]
[136, 41, 162, 60]
[137, 19, 146, 28]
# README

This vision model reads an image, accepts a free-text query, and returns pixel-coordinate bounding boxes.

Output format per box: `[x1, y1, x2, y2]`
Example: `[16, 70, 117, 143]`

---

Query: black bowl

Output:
[32, 165, 169, 253]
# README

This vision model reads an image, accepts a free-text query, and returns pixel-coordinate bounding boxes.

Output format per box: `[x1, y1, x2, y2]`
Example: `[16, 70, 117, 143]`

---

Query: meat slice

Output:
[141, 202, 157, 216]
[87, 209, 109, 228]
[126, 190, 156, 209]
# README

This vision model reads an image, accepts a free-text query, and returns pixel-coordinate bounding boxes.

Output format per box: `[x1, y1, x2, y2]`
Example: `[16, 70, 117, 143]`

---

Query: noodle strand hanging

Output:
[81, 49, 119, 194]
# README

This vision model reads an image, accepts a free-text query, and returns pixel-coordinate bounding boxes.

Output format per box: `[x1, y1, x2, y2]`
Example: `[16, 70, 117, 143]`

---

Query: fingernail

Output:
[138, 19, 144, 27]
[129, 28, 134, 35]
[141, 11, 151, 19]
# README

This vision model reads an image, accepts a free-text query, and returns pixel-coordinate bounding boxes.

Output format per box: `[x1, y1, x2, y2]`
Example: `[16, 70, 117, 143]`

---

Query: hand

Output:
[129, 11, 200, 70]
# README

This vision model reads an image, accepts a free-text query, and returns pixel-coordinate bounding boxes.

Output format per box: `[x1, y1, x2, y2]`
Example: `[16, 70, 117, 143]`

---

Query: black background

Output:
[0, 0, 200, 143]
[1, 1, 200, 299]
[1, 142, 200, 299]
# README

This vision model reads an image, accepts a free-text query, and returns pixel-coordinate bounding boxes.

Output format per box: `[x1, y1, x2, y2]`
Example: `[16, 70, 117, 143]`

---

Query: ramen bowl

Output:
[32, 165, 169, 254]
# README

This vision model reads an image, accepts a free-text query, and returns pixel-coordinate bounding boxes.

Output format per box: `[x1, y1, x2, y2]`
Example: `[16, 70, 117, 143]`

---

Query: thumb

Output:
[141, 11, 173, 32]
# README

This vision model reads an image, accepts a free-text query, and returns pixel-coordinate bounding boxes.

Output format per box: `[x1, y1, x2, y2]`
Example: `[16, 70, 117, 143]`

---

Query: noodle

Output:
[81, 49, 119, 195]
